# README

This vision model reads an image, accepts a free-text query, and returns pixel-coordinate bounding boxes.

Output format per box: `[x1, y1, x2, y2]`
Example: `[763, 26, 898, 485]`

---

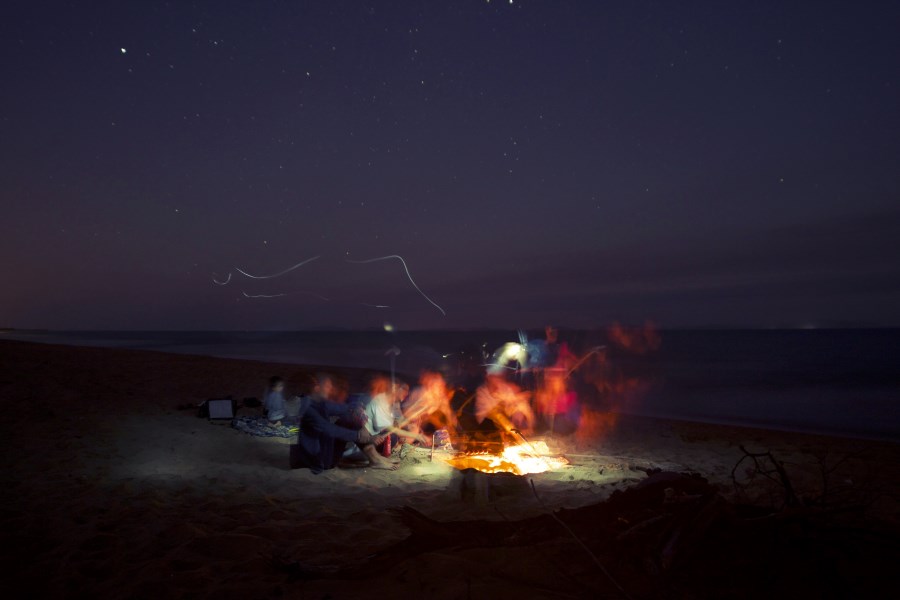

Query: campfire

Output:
[442, 438, 569, 476]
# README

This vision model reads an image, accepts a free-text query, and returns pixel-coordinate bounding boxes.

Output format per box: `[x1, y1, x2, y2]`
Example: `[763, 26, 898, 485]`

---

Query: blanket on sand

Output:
[231, 415, 296, 438]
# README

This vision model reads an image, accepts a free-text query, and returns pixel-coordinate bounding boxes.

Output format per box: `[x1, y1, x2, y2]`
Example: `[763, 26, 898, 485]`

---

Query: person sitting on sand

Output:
[264, 376, 287, 426]
[293, 373, 397, 472]
[364, 376, 423, 456]
[292, 373, 369, 472]
[475, 369, 535, 435]
[403, 370, 458, 440]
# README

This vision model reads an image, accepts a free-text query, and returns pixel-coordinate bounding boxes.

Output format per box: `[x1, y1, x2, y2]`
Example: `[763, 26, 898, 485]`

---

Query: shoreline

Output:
[3, 333, 895, 443]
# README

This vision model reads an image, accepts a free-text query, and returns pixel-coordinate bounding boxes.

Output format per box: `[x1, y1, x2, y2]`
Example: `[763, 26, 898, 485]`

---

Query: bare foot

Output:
[370, 458, 399, 471]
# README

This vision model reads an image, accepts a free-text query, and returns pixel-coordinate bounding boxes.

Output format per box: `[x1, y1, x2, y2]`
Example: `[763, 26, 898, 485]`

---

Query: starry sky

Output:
[2, 1, 898, 331]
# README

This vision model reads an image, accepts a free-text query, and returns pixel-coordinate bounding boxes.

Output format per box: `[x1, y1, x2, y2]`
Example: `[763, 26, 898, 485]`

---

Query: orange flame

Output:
[608, 320, 661, 354]
[443, 440, 569, 475]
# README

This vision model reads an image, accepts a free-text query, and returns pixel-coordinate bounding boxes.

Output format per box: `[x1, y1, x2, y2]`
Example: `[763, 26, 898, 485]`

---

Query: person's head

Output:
[268, 376, 284, 392]
[314, 372, 335, 399]
[485, 372, 505, 393]
[392, 381, 410, 402]
[368, 374, 391, 397]
[420, 370, 447, 395]
[545, 325, 558, 344]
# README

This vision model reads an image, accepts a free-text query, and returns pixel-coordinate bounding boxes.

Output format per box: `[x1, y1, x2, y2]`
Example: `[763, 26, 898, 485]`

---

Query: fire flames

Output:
[443, 440, 569, 476]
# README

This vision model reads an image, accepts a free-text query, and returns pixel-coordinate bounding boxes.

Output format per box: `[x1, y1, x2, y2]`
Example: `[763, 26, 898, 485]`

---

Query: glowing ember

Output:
[443, 440, 569, 475]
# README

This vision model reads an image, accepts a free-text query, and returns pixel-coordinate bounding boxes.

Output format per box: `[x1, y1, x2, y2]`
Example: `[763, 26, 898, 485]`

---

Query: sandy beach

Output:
[1, 339, 897, 599]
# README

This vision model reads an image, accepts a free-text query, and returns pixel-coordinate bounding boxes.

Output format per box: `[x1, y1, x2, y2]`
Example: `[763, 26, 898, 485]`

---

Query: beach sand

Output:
[0, 339, 897, 598]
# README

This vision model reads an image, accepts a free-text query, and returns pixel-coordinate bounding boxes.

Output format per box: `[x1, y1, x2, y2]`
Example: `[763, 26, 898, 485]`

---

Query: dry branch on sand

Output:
[277, 455, 900, 599]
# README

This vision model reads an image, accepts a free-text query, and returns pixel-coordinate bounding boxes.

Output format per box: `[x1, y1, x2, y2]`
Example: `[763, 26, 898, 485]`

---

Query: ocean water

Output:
[3, 328, 898, 441]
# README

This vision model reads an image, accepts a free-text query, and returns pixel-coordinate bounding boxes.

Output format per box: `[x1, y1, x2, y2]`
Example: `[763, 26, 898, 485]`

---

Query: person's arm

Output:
[383, 425, 428, 444]
[474, 386, 496, 423]
[304, 402, 367, 444]
[318, 400, 351, 419]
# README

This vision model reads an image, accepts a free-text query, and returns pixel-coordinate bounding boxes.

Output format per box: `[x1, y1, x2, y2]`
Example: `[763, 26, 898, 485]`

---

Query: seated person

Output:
[291, 373, 395, 472]
[263, 376, 287, 426]
[403, 370, 458, 440]
[475, 370, 535, 435]
[364, 376, 422, 456]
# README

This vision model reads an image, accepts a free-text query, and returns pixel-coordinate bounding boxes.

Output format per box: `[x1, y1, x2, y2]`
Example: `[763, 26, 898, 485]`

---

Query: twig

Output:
[492, 505, 511, 522]
[529, 479, 632, 600]
[454, 393, 477, 417]
[733, 446, 799, 508]
[615, 514, 668, 541]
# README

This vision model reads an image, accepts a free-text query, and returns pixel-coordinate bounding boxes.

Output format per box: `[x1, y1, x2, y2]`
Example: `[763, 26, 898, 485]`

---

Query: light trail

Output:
[212, 272, 232, 285]
[240, 290, 331, 301]
[234, 255, 320, 279]
[346, 254, 446, 316]
[242, 291, 287, 299]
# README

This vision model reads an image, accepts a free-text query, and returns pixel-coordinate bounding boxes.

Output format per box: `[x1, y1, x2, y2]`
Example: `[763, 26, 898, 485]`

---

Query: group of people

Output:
[263, 373, 398, 473]
[263, 326, 581, 474]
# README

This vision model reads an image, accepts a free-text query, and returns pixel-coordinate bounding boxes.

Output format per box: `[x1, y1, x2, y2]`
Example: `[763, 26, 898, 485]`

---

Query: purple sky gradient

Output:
[2, 1, 898, 330]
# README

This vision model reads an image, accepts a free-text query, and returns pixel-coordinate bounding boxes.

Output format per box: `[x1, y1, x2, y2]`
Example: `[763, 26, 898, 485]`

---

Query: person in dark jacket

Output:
[290, 373, 395, 473]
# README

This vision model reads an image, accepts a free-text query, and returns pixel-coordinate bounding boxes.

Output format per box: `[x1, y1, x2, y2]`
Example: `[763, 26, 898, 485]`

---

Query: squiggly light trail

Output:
[212, 273, 232, 285]
[346, 255, 446, 316]
[234, 255, 320, 279]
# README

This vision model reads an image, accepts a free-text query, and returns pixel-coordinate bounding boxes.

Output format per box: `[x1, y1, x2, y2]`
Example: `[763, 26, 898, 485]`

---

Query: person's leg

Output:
[360, 443, 398, 470]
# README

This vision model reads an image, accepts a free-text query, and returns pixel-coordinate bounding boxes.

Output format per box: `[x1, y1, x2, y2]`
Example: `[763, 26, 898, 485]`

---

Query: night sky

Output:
[2, 1, 898, 331]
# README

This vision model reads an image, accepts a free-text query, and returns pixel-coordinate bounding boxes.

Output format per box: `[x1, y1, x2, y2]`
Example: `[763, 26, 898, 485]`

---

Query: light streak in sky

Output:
[241, 290, 331, 301]
[212, 272, 232, 285]
[217, 253, 443, 315]
[346, 255, 446, 316]
[242, 291, 286, 299]
[234, 255, 320, 279]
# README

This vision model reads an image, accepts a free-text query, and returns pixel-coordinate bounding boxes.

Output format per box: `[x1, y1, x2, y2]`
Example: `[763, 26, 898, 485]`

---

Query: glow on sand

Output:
[442, 440, 569, 476]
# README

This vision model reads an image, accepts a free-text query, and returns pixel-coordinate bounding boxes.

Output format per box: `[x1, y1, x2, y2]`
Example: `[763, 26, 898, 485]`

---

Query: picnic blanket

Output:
[231, 415, 297, 438]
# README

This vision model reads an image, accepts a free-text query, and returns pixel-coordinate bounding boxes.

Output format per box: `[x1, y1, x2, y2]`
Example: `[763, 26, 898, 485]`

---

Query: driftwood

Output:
[731, 445, 799, 508]
[275, 459, 900, 598]
[275, 471, 715, 590]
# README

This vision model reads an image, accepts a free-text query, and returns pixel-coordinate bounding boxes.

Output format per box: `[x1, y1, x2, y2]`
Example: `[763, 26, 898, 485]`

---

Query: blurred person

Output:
[475, 369, 535, 434]
[403, 370, 458, 441]
[263, 375, 287, 426]
[364, 376, 421, 458]
[291, 373, 393, 472]
[534, 368, 579, 435]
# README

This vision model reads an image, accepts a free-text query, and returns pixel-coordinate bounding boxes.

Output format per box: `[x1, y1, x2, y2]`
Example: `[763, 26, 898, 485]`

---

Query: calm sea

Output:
[4, 328, 897, 441]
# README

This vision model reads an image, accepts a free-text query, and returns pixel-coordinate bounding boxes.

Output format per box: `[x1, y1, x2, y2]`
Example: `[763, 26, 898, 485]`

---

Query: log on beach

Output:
[290, 468, 900, 598]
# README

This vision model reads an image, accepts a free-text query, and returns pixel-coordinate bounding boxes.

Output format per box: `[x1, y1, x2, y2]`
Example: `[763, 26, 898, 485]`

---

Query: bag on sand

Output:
[198, 397, 236, 419]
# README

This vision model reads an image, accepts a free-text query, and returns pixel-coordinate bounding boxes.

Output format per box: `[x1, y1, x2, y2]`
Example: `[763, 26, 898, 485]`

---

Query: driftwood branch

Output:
[732, 445, 799, 508]
[273, 465, 898, 598]
[529, 478, 633, 600]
